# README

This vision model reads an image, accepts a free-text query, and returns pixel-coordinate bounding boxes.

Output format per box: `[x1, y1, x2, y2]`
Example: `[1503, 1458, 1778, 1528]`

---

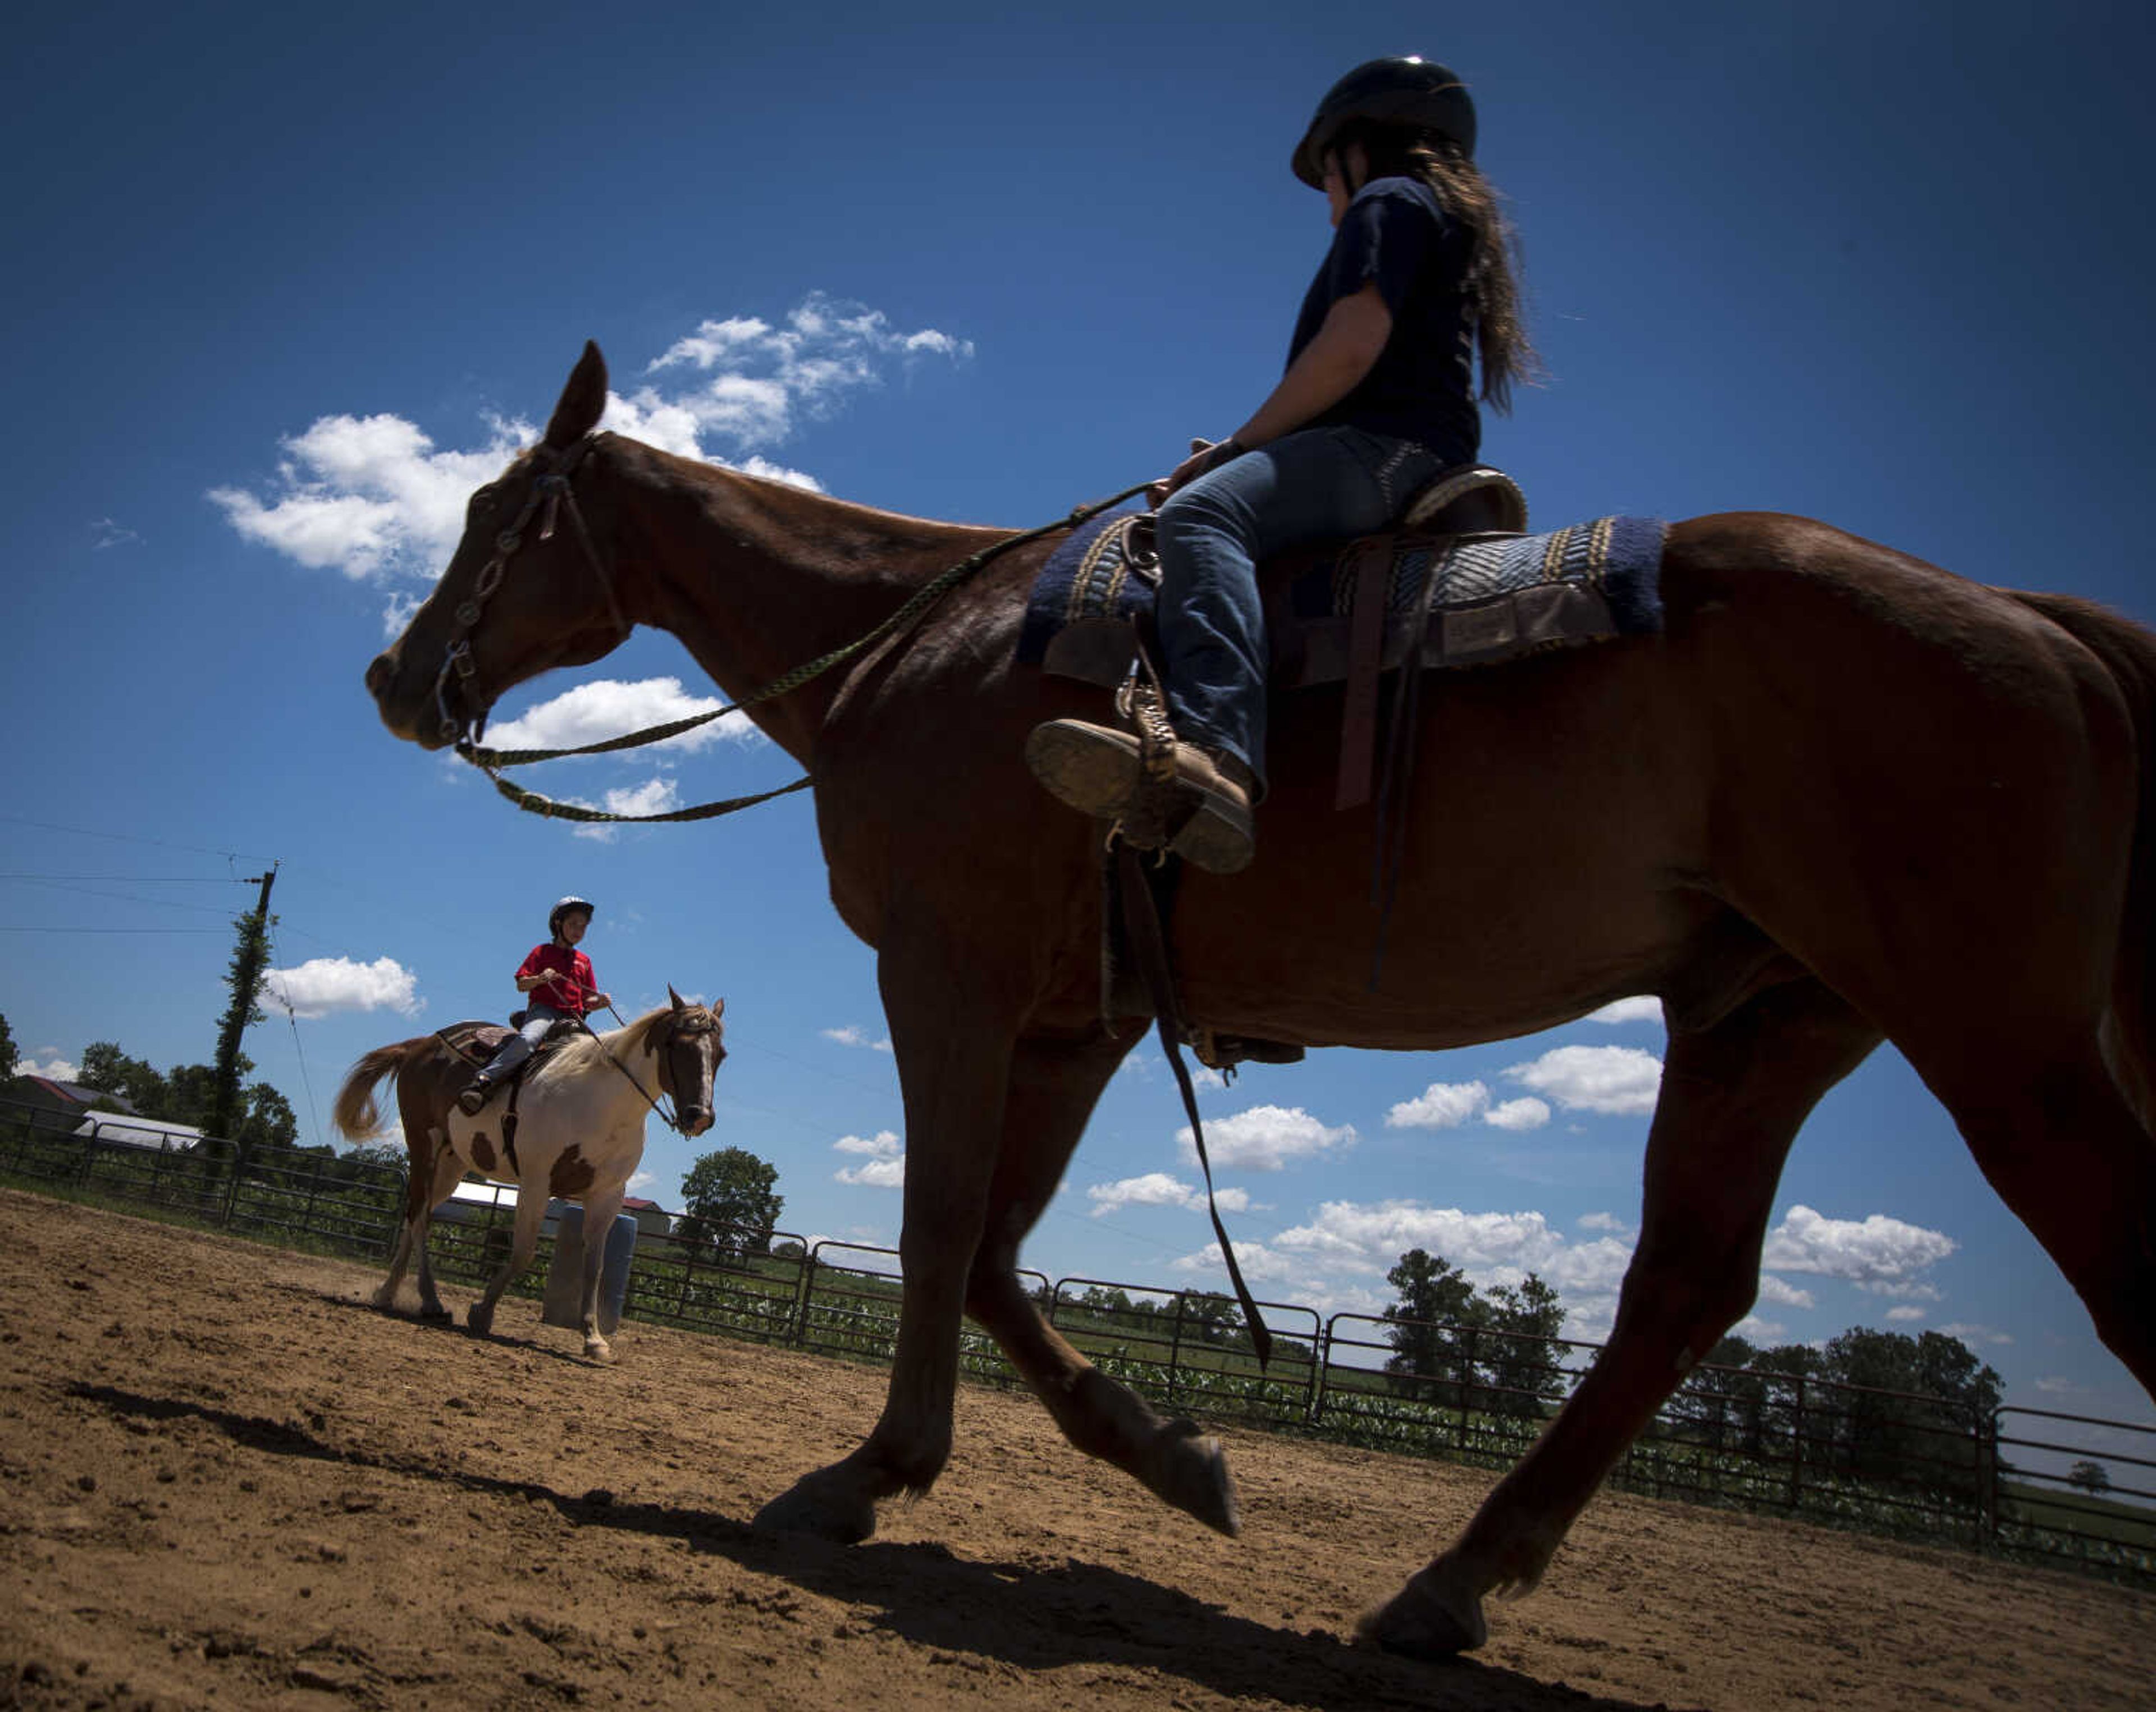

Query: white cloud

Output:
[17, 1052, 81, 1083]
[211, 411, 528, 582]
[1755, 1273, 1816, 1310]
[1578, 1211, 1632, 1234]
[1885, 1305, 1926, 1322]
[263, 956, 422, 1019]
[566, 775, 682, 843]
[641, 292, 973, 454]
[1587, 996, 1663, 1026]
[1387, 1080, 1488, 1129]
[1176, 1104, 1355, 1172]
[822, 1026, 892, 1054]
[90, 518, 141, 550]
[1086, 1173, 1250, 1218]
[1939, 1321, 2013, 1348]
[213, 293, 969, 583]
[834, 1130, 904, 1188]
[1762, 1204, 1957, 1285]
[1484, 1096, 1551, 1132]
[483, 678, 761, 756]
[1504, 1045, 1663, 1116]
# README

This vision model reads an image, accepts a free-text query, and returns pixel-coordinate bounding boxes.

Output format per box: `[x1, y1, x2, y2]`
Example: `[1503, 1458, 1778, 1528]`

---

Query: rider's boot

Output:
[456, 1074, 496, 1116]
[1024, 718, 1255, 874]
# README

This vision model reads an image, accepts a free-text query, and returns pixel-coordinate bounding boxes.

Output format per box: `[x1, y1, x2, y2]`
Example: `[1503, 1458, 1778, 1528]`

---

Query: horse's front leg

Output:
[575, 1184, 629, 1363]
[963, 1028, 1240, 1535]
[756, 933, 1021, 1543]
[1362, 979, 1880, 1658]
[467, 1178, 548, 1338]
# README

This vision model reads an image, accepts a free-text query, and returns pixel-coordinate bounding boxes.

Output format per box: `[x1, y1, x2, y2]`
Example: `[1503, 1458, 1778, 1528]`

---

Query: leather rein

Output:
[436, 433, 1151, 827]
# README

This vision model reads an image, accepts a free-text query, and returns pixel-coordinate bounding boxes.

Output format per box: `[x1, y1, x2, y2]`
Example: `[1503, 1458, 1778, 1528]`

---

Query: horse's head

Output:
[650, 985, 726, 1138]
[364, 342, 633, 750]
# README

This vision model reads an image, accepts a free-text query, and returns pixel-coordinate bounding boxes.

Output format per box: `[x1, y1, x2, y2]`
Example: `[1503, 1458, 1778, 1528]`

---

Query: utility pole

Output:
[208, 862, 277, 1160]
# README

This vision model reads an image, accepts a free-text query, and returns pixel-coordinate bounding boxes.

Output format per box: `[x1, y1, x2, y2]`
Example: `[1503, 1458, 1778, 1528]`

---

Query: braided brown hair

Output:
[1331, 121, 1540, 414]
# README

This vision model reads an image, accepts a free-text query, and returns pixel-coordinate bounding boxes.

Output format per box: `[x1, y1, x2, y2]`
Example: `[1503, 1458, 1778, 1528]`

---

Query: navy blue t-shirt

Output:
[1286, 176, 1479, 463]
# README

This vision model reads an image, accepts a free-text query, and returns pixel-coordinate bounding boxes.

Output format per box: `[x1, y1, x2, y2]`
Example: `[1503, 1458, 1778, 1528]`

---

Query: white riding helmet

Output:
[549, 895, 596, 936]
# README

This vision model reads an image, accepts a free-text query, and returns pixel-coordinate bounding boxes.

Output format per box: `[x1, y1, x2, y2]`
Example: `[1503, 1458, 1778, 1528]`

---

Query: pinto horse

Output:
[362, 344, 2156, 1656]
[332, 990, 724, 1361]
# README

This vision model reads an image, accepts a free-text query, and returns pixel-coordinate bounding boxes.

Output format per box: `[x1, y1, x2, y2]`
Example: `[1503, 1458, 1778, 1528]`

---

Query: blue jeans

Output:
[479, 1001, 575, 1081]
[1153, 425, 1445, 790]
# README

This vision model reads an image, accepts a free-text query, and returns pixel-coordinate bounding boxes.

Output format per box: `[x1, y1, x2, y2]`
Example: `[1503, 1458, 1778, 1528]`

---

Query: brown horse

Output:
[332, 990, 725, 1361]
[363, 344, 2156, 1656]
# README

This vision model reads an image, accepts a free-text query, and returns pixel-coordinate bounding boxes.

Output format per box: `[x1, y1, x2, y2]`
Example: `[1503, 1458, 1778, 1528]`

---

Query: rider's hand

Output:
[1149, 437, 1246, 508]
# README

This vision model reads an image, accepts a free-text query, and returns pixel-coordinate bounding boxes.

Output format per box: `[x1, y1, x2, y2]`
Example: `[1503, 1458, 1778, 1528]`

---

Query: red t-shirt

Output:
[517, 943, 597, 1013]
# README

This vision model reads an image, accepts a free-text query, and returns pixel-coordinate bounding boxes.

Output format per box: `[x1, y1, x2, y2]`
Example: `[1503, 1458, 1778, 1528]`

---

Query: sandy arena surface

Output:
[1, 1188, 2149, 1710]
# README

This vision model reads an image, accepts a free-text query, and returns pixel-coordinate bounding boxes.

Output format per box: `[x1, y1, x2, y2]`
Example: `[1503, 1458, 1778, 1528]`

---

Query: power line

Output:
[0, 812, 273, 863]
[0, 926, 231, 935]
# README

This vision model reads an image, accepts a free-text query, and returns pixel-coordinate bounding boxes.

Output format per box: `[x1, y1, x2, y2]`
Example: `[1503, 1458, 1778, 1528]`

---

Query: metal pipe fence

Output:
[3, 1100, 2148, 1582]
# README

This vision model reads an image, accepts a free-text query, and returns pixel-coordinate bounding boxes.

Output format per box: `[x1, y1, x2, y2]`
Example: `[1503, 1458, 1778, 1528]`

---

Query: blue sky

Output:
[5, 2, 2153, 1442]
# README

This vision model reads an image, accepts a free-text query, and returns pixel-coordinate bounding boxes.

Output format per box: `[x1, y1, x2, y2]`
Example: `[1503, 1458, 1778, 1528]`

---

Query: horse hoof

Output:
[753, 1470, 879, 1544]
[1355, 1559, 1489, 1659]
[584, 1340, 615, 1363]
[1140, 1418, 1241, 1537]
[465, 1307, 494, 1336]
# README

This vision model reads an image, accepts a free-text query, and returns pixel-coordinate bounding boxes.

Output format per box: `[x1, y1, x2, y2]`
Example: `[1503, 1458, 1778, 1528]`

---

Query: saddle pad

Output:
[435, 1021, 515, 1064]
[1020, 511, 1666, 689]
[1016, 505, 1153, 667]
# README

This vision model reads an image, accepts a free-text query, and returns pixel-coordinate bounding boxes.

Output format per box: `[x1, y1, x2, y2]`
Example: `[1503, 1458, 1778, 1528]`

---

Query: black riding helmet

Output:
[1291, 56, 1477, 187]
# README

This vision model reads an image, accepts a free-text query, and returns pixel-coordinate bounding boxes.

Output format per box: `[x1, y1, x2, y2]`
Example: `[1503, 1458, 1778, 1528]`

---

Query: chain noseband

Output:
[432, 436, 628, 746]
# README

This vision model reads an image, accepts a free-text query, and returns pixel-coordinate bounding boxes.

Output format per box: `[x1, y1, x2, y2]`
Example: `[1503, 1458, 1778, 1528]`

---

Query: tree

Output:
[1382, 1249, 1483, 1406]
[209, 875, 276, 1150]
[676, 1146, 783, 1256]
[1478, 1273, 1569, 1418]
[2066, 1459, 2111, 1496]
[78, 1042, 169, 1114]
[1816, 1328, 2002, 1494]
[0, 1010, 17, 1084]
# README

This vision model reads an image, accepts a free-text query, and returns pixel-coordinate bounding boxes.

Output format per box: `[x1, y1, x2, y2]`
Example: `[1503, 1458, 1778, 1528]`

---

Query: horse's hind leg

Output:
[376, 1128, 458, 1314]
[1927, 1037, 2156, 1393]
[411, 1134, 464, 1322]
[961, 1028, 1240, 1534]
[1364, 978, 1881, 1658]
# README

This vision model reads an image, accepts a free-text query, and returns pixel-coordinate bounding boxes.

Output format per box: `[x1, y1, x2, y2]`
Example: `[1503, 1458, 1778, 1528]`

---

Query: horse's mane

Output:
[547, 999, 716, 1079]
[549, 1004, 669, 1077]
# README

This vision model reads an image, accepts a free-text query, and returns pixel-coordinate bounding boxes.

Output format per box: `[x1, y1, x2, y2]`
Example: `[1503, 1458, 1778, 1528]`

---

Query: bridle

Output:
[579, 1000, 725, 1135]
[427, 438, 1157, 827]
[432, 435, 629, 748]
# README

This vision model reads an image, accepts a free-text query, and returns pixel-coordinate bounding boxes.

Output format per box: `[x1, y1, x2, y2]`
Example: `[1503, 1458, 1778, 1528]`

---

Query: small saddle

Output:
[434, 1016, 579, 1074]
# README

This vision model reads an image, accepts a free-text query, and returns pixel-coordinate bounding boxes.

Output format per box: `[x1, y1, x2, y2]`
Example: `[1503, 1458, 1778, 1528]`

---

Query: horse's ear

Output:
[668, 983, 685, 1011]
[711, 996, 725, 1017]
[544, 341, 608, 448]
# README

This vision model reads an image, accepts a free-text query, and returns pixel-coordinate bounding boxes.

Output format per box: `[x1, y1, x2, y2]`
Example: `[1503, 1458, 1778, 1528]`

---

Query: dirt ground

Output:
[2, 1190, 2149, 1712]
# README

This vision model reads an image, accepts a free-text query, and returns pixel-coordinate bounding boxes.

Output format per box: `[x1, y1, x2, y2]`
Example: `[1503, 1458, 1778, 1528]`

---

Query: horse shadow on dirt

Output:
[70, 1381, 1690, 1712]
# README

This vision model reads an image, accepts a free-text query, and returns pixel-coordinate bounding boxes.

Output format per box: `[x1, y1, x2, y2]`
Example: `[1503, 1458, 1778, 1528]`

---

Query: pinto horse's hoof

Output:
[1138, 1417, 1242, 1537]
[753, 1468, 880, 1544]
[1355, 1559, 1489, 1659]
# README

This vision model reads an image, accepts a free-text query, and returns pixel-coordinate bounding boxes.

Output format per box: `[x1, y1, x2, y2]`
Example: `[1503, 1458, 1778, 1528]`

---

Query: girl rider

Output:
[1026, 57, 1536, 873]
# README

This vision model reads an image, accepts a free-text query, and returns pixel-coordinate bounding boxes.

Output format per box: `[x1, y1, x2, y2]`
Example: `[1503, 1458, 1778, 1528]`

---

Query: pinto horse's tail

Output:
[331, 1041, 424, 1141]
[2011, 589, 2156, 1127]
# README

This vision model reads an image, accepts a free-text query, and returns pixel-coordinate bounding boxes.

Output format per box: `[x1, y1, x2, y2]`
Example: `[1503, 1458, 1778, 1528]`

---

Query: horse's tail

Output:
[331, 1042, 423, 1141]
[2011, 588, 2156, 1123]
